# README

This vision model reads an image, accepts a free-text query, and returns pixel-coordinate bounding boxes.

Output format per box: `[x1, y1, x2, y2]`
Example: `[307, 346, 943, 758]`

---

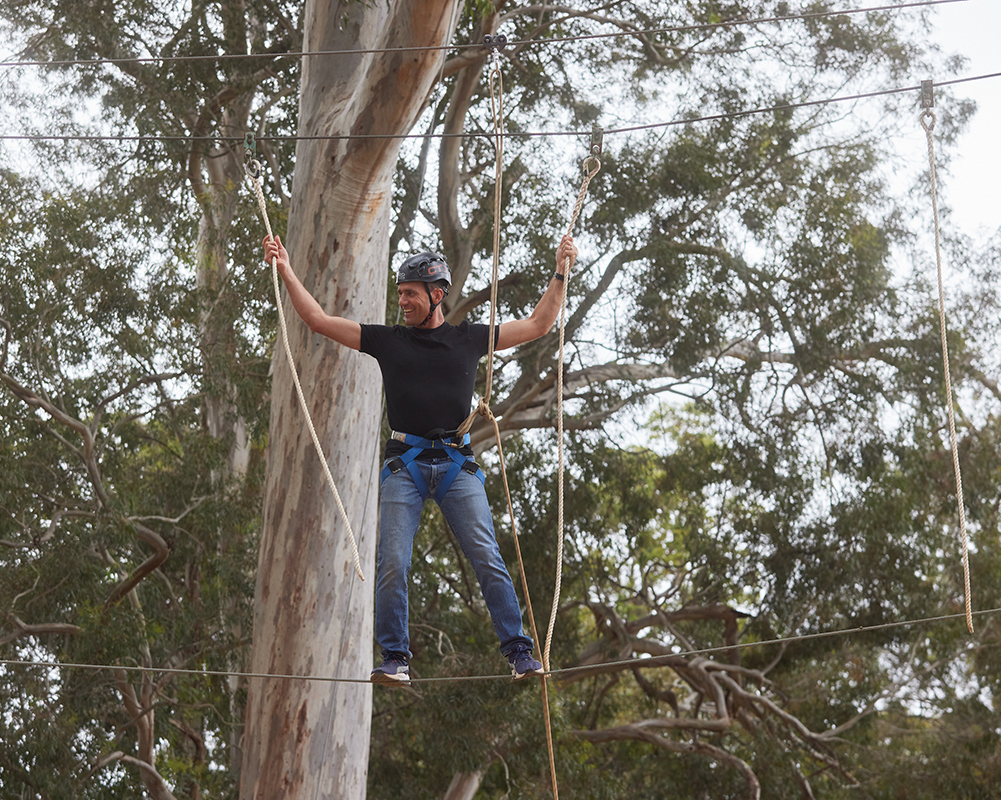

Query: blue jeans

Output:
[375, 458, 533, 660]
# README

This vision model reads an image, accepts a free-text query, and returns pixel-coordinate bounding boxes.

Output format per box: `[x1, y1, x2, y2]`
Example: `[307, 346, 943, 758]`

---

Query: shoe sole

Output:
[512, 668, 544, 680]
[371, 671, 411, 687]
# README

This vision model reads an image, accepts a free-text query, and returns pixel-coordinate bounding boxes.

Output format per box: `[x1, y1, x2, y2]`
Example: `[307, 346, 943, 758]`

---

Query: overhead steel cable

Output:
[1, 605, 997, 685]
[0, 0, 966, 69]
[1, 71, 998, 145]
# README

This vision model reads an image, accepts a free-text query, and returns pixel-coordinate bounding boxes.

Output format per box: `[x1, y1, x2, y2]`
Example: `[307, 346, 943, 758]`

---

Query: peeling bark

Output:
[241, 2, 462, 798]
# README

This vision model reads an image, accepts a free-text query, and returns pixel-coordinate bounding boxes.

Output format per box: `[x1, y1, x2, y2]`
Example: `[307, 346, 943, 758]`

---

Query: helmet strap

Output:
[420, 283, 441, 327]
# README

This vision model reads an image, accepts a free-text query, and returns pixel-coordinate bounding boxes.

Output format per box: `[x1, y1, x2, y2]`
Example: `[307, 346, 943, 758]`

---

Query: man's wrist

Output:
[553, 272, 565, 282]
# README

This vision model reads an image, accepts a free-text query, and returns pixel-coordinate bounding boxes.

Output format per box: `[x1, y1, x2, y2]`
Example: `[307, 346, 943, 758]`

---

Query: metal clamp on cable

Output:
[919, 79, 936, 132]
[243, 133, 262, 179]
[585, 125, 603, 174]
[483, 33, 508, 51]
[483, 33, 507, 70]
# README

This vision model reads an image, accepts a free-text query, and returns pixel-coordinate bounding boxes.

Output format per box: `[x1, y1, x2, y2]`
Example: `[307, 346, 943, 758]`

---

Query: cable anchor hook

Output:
[243, 132, 261, 180]
[483, 33, 507, 70]
[919, 79, 936, 132]
[584, 124, 603, 173]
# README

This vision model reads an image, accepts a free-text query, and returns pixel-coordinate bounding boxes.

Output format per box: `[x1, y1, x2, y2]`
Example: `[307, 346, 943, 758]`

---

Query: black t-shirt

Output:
[359, 321, 498, 459]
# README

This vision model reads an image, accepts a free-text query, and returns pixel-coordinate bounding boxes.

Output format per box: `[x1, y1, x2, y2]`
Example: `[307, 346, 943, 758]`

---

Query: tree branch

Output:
[1, 371, 111, 506]
[104, 520, 171, 610]
[572, 723, 761, 799]
[1, 614, 81, 646]
[446, 274, 523, 323]
[118, 755, 179, 800]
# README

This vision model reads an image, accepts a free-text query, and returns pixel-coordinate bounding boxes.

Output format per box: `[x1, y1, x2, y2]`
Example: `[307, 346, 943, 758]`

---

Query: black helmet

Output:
[396, 251, 451, 291]
[396, 251, 451, 326]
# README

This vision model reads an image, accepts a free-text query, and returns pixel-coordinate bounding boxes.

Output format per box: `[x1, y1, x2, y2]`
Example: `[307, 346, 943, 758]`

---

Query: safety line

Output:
[0, 0, 966, 68]
[536, 146, 601, 800]
[4, 606, 996, 685]
[3, 71, 998, 146]
[453, 46, 563, 799]
[920, 104, 973, 634]
[244, 162, 366, 582]
[544, 157, 601, 675]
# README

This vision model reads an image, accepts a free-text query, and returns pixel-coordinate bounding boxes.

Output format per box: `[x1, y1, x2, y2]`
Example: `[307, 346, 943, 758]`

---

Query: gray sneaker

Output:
[371, 656, 410, 686]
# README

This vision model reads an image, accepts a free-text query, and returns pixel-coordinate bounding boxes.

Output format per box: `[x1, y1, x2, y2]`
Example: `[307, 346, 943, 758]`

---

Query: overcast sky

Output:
[928, 0, 1000, 238]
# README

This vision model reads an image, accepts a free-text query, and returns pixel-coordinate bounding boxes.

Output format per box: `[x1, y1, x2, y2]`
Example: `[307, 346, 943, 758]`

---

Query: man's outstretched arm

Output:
[263, 235, 362, 351]
[496, 234, 578, 351]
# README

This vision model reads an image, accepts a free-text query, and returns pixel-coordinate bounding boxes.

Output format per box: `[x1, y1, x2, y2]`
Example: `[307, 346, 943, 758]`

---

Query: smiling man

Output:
[262, 235, 578, 686]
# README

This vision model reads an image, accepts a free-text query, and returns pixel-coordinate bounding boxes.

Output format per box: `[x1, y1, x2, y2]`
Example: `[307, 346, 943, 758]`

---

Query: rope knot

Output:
[475, 396, 495, 421]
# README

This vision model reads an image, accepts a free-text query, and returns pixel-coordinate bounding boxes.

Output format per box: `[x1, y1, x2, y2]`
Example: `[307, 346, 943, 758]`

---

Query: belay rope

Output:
[919, 81, 973, 634]
[244, 149, 365, 582]
[455, 35, 601, 800]
[455, 36, 566, 799]
[544, 139, 601, 672]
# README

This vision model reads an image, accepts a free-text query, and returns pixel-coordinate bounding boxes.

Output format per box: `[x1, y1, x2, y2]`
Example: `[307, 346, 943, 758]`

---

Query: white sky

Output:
[0, 3, 993, 241]
[928, 0, 1001, 238]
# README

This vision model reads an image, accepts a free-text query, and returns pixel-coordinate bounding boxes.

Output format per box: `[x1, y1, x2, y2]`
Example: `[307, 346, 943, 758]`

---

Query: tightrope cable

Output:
[4, 71, 999, 146]
[4, 605, 996, 684]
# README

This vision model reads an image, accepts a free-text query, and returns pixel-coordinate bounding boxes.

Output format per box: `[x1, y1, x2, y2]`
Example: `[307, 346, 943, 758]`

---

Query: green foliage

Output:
[0, 0, 288, 794]
[3, 0, 999, 797]
[0, 160, 268, 796]
[370, 2, 999, 796]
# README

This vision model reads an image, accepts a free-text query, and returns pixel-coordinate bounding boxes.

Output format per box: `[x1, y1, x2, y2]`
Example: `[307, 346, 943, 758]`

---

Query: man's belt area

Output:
[379, 431, 485, 504]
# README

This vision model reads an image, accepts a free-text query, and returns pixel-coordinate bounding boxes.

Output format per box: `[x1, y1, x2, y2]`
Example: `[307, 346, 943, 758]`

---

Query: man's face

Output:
[397, 281, 439, 326]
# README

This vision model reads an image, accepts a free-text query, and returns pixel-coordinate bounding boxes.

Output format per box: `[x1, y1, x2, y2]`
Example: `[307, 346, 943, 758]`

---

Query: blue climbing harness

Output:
[379, 431, 485, 504]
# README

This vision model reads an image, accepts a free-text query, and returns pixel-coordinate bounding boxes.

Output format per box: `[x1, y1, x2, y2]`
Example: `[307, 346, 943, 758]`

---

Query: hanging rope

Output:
[534, 144, 601, 800]
[543, 152, 601, 671]
[919, 86, 972, 634]
[454, 36, 572, 799]
[244, 155, 365, 582]
[482, 41, 505, 410]
[452, 41, 546, 655]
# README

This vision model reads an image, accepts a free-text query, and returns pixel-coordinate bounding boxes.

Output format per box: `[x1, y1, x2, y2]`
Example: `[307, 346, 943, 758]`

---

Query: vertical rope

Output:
[542, 156, 601, 672]
[536, 157, 599, 800]
[458, 47, 568, 799]
[482, 51, 562, 799]
[483, 58, 504, 405]
[245, 162, 365, 582]
[920, 108, 973, 634]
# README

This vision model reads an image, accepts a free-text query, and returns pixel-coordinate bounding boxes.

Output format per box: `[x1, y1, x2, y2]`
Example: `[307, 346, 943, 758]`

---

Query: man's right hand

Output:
[263, 235, 291, 279]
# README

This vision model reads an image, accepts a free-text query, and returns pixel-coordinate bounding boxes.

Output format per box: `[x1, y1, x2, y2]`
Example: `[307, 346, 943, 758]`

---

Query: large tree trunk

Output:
[240, 2, 461, 798]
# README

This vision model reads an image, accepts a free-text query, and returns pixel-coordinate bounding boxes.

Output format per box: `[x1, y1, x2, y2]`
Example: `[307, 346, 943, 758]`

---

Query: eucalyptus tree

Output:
[2, 0, 300, 795]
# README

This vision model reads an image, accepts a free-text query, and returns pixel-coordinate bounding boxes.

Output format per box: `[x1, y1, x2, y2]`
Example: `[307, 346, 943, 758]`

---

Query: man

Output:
[262, 234, 578, 686]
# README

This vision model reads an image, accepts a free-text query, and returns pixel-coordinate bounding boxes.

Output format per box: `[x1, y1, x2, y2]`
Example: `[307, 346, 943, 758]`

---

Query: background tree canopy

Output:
[2, 1, 999, 798]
